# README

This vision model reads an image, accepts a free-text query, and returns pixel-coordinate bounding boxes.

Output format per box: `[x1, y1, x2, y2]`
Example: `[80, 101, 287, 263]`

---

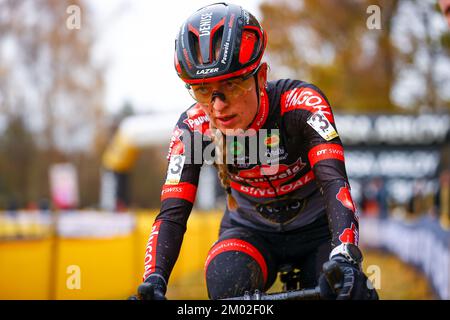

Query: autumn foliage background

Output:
[0, 0, 449, 300]
[0, 0, 448, 210]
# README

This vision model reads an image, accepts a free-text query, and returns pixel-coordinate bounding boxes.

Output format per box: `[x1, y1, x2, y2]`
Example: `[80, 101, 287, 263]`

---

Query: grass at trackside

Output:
[166, 249, 436, 300]
[361, 248, 436, 300]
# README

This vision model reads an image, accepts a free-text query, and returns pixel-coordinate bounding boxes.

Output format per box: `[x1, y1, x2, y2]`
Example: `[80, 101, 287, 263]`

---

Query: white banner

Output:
[57, 211, 135, 238]
[49, 163, 79, 209]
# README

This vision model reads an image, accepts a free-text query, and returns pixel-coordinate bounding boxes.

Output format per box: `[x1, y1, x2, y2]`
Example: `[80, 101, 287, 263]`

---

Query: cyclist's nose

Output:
[211, 92, 228, 111]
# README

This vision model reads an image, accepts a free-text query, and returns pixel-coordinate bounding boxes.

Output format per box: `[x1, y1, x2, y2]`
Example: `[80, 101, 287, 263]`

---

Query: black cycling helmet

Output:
[174, 2, 267, 85]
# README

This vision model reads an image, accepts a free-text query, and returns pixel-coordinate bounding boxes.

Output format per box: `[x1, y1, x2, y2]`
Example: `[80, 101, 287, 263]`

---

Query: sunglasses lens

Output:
[187, 68, 257, 104]
[188, 85, 212, 104]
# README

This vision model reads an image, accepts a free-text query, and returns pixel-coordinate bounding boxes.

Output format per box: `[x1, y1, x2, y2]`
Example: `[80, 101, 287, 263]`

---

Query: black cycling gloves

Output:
[319, 256, 379, 300]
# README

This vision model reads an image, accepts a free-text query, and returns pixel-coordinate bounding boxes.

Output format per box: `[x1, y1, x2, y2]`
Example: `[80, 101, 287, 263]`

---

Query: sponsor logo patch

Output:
[264, 133, 280, 147]
[183, 104, 210, 134]
[230, 170, 315, 198]
[308, 144, 345, 167]
[167, 126, 185, 160]
[161, 182, 197, 203]
[232, 157, 306, 187]
[230, 141, 244, 156]
[143, 220, 162, 281]
[281, 87, 334, 122]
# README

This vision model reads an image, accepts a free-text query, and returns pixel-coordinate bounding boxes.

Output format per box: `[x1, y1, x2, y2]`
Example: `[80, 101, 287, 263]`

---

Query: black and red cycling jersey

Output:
[143, 79, 360, 283]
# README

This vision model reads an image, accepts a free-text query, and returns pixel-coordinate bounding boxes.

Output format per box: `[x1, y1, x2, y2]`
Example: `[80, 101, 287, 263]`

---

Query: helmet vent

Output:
[239, 30, 258, 65]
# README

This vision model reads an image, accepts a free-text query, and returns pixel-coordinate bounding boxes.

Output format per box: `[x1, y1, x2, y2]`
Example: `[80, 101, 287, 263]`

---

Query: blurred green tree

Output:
[0, 116, 37, 208]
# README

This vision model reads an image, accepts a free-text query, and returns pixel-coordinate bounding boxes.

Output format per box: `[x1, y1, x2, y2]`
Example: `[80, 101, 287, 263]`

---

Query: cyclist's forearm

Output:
[319, 176, 359, 248]
[304, 127, 359, 249]
[143, 209, 189, 283]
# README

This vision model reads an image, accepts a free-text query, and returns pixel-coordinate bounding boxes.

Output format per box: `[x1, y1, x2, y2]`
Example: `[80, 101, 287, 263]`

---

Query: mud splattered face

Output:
[198, 64, 267, 134]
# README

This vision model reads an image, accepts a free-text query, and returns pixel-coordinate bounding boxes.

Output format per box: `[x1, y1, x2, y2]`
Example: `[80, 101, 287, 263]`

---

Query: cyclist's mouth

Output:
[215, 114, 237, 127]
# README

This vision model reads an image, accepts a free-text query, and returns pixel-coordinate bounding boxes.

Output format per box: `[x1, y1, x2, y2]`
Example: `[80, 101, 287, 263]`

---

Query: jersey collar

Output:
[247, 86, 269, 132]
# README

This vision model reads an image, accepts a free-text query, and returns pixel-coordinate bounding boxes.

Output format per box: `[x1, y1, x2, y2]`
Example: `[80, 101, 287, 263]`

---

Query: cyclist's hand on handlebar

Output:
[134, 274, 167, 300]
[319, 253, 379, 300]
[137, 282, 166, 300]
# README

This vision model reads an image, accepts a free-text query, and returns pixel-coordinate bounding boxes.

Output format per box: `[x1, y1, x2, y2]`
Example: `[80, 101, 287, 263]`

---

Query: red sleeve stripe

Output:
[204, 239, 268, 285]
[308, 144, 345, 167]
[143, 220, 162, 281]
[161, 182, 197, 203]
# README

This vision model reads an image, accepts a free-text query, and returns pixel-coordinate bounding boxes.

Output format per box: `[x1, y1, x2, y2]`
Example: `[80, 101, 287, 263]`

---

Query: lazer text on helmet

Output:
[196, 68, 219, 75]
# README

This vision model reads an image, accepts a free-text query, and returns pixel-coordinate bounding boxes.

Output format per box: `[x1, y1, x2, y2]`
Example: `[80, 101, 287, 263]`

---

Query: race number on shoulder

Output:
[307, 110, 338, 141]
[165, 155, 186, 185]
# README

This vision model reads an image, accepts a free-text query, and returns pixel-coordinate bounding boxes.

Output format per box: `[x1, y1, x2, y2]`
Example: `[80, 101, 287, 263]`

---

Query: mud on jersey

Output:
[143, 79, 359, 282]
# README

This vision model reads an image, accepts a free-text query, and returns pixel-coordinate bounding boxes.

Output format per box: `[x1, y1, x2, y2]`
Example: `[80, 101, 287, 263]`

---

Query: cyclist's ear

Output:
[257, 63, 268, 90]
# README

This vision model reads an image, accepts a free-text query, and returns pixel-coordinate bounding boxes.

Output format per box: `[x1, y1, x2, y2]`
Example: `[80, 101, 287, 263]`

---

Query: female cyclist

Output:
[137, 2, 378, 300]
